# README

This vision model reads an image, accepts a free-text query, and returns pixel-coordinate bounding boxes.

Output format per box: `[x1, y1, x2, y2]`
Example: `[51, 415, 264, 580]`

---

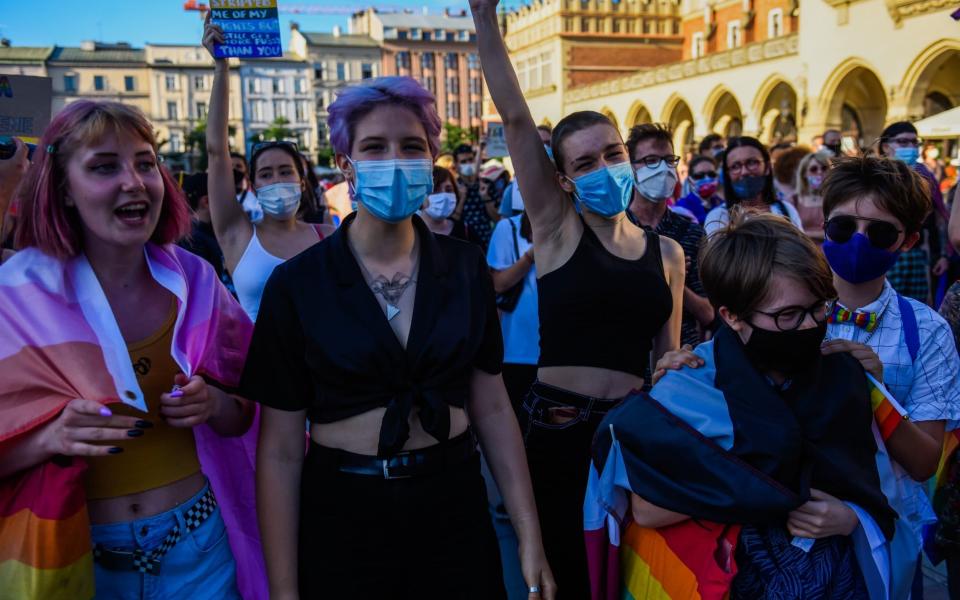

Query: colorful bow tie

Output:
[828, 305, 879, 332]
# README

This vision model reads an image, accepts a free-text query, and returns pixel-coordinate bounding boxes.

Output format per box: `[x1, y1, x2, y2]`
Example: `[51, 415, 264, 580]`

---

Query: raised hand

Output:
[469, 0, 500, 13]
[201, 11, 225, 60]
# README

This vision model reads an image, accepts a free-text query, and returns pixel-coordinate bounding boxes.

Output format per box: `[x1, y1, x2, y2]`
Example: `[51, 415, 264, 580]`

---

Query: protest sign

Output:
[485, 122, 509, 158]
[209, 0, 282, 58]
[0, 75, 52, 142]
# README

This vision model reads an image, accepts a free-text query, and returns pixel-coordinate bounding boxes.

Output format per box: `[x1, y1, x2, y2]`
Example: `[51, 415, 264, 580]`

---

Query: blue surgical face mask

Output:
[256, 182, 302, 219]
[822, 233, 901, 284]
[893, 146, 920, 165]
[349, 158, 434, 223]
[731, 174, 767, 201]
[571, 162, 635, 217]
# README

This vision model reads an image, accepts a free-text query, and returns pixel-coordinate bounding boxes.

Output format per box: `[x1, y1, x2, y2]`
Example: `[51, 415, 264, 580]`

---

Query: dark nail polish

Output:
[126, 429, 144, 438]
[135, 420, 153, 429]
[108, 447, 124, 454]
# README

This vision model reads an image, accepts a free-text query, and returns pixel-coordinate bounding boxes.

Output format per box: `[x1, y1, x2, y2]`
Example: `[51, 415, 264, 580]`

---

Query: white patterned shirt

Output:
[827, 281, 960, 540]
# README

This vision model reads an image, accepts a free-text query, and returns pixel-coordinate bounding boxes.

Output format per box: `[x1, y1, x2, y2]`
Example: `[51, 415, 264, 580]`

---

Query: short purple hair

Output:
[328, 76, 442, 158]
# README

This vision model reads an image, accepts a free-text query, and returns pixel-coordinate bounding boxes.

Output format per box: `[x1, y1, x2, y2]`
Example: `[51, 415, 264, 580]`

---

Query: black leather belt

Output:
[314, 430, 477, 479]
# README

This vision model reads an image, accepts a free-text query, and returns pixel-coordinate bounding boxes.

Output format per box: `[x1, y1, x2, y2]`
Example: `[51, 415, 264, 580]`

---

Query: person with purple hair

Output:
[242, 72, 555, 599]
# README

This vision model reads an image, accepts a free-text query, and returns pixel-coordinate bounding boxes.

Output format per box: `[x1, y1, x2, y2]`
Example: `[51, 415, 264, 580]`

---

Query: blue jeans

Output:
[90, 483, 240, 600]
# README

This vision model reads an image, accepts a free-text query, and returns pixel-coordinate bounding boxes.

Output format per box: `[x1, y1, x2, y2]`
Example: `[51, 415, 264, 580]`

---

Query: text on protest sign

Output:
[210, 0, 282, 58]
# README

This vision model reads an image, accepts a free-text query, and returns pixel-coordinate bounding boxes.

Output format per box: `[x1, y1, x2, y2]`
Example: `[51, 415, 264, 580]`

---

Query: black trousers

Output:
[502, 362, 538, 414]
[298, 442, 506, 599]
[521, 382, 621, 600]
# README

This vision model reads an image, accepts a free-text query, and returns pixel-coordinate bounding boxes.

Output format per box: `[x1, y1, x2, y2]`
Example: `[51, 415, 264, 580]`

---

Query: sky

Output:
[2, 0, 525, 49]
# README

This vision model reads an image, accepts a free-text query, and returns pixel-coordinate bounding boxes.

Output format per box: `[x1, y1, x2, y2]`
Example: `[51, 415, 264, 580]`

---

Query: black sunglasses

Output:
[689, 171, 718, 180]
[251, 140, 300, 158]
[825, 215, 902, 249]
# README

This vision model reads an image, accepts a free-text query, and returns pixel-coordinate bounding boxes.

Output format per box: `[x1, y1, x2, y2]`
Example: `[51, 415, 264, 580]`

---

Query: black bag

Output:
[495, 219, 525, 313]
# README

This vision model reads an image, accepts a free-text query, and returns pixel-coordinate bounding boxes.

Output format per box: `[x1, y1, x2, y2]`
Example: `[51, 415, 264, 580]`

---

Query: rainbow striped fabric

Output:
[0, 244, 264, 599]
[828, 305, 879, 332]
[866, 373, 907, 441]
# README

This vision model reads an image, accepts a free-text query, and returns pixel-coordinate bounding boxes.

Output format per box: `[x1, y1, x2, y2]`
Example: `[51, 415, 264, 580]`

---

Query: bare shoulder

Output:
[658, 234, 684, 264]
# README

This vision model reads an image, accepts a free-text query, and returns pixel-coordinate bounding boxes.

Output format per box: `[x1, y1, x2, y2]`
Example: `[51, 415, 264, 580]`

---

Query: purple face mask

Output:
[822, 232, 900, 284]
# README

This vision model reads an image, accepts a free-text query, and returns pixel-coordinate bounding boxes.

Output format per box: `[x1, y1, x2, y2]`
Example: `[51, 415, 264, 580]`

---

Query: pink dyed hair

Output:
[15, 101, 190, 259]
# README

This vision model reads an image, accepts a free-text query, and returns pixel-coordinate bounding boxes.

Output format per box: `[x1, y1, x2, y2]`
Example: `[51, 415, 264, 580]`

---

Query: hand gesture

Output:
[201, 11, 225, 60]
[820, 339, 883, 381]
[787, 488, 859, 539]
[40, 399, 150, 457]
[518, 539, 557, 600]
[160, 373, 219, 428]
[652, 344, 703, 385]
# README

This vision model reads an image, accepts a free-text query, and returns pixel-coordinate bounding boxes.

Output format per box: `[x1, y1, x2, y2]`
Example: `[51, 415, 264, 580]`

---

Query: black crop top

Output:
[240, 213, 503, 457]
[537, 220, 673, 377]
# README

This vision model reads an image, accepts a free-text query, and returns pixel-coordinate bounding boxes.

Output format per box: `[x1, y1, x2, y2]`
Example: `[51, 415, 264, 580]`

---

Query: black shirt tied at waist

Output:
[240, 213, 503, 457]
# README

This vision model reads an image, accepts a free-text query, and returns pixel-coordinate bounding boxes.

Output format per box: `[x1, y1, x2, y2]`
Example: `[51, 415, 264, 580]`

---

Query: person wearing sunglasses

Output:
[626, 123, 714, 348]
[789, 151, 832, 242]
[676, 155, 723, 226]
[588, 213, 905, 599]
[879, 121, 951, 304]
[203, 18, 333, 322]
[704, 136, 803, 237]
[821, 156, 960, 593]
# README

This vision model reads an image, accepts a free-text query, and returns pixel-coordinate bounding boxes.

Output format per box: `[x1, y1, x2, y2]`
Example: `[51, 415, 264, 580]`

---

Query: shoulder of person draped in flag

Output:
[0, 244, 265, 600]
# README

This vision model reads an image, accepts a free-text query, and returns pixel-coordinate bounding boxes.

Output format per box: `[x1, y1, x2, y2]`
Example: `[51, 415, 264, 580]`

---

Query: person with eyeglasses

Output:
[676, 155, 723, 226]
[879, 121, 950, 304]
[704, 136, 804, 237]
[241, 71, 554, 599]
[203, 18, 334, 322]
[588, 213, 905, 599]
[471, 1, 685, 596]
[788, 151, 832, 242]
[626, 123, 714, 348]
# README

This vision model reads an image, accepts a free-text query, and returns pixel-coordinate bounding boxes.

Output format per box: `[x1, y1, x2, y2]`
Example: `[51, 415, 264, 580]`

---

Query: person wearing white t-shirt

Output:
[705, 136, 804, 237]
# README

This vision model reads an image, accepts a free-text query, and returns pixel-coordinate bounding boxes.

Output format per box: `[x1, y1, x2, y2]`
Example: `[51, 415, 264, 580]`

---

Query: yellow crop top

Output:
[84, 306, 201, 500]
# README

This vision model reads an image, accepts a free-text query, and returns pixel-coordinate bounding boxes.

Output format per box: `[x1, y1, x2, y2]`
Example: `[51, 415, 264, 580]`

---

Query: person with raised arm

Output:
[470, 0, 685, 596]
[202, 16, 332, 321]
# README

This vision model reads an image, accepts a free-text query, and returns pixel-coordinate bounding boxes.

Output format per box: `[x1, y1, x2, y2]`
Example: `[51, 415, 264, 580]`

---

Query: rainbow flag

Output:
[866, 373, 907, 441]
[0, 244, 265, 599]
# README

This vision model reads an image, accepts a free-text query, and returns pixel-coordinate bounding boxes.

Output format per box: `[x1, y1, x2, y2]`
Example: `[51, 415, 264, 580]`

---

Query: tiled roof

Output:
[49, 45, 145, 64]
[300, 32, 380, 48]
[0, 46, 54, 63]
[376, 12, 475, 32]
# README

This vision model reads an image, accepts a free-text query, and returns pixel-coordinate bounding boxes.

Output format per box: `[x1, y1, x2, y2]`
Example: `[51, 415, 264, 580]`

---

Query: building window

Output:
[361, 63, 373, 79]
[165, 74, 177, 91]
[196, 102, 207, 120]
[295, 78, 308, 94]
[423, 31, 432, 41]
[516, 59, 528, 91]
[167, 101, 178, 120]
[691, 31, 705, 57]
[528, 55, 541, 90]
[564, 17, 575, 31]
[273, 100, 287, 120]
[384, 27, 397, 39]
[445, 52, 459, 69]
[458, 30, 469, 41]
[396, 52, 411, 70]
[64, 74, 77, 92]
[727, 20, 742, 48]
[94, 75, 105, 91]
[423, 75, 436, 94]
[469, 101, 481, 119]
[613, 18, 622, 33]
[272, 78, 284, 94]
[314, 64, 325, 81]
[295, 100, 309, 123]
[767, 8, 783, 37]
[194, 75, 207, 90]
[469, 76, 481, 95]
[421, 52, 435, 70]
[581, 17, 591, 32]
[398, 30, 408, 40]
[446, 101, 461, 121]
[336, 62, 346, 80]
[250, 101, 264, 122]
[435, 29, 445, 39]
[411, 27, 421, 40]
[447, 76, 460, 95]
[540, 52, 553, 86]
[169, 132, 183, 153]
[247, 78, 261, 94]
[124, 76, 136, 92]
[467, 53, 480, 70]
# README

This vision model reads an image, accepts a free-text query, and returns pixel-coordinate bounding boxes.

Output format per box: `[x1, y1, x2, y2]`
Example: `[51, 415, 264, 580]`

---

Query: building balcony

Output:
[566, 32, 798, 101]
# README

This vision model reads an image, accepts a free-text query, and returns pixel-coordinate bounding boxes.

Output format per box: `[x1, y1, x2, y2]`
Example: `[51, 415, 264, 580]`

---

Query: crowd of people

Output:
[2, 4, 960, 600]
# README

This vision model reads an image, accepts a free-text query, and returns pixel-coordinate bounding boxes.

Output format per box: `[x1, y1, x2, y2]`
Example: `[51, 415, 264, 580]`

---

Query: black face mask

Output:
[741, 322, 827, 376]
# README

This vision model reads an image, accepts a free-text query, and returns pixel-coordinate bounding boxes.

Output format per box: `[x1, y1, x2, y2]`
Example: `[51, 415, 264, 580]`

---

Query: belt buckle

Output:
[381, 459, 412, 480]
